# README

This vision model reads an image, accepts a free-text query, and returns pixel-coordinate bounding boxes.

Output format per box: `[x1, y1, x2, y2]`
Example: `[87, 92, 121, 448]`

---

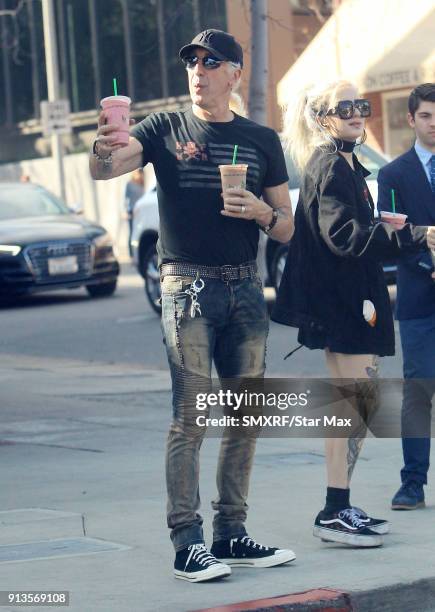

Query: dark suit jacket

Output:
[377, 147, 435, 320]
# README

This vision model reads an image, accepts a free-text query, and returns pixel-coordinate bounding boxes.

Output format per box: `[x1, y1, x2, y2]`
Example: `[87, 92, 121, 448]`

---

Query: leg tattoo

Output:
[347, 356, 380, 482]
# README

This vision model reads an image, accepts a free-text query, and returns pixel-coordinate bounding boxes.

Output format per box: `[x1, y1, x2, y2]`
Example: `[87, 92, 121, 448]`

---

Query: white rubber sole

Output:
[218, 549, 296, 568]
[364, 522, 389, 535]
[174, 563, 231, 583]
[313, 526, 383, 547]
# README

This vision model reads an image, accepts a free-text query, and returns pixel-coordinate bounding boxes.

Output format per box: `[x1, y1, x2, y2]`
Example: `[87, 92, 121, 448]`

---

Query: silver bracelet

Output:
[92, 139, 113, 165]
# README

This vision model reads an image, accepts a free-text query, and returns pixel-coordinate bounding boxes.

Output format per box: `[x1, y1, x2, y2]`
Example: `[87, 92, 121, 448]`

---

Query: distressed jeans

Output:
[161, 273, 269, 552]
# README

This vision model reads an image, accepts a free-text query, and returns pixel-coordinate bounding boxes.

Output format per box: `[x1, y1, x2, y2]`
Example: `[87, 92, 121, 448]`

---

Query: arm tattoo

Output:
[95, 159, 114, 179]
[275, 207, 288, 219]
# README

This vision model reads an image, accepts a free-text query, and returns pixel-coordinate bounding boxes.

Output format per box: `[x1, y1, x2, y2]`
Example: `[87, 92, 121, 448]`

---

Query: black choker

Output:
[333, 138, 356, 153]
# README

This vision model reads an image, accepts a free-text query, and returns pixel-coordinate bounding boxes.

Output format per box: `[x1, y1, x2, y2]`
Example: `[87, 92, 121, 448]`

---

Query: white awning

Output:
[278, 0, 435, 104]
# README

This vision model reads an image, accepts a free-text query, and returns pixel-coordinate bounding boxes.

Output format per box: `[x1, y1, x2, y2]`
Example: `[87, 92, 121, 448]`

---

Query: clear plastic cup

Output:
[100, 95, 131, 147]
[380, 211, 408, 230]
[219, 164, 248, 192]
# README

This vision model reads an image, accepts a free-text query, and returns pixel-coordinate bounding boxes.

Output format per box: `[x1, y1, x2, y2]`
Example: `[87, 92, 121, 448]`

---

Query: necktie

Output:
[430, 155, 435, 193]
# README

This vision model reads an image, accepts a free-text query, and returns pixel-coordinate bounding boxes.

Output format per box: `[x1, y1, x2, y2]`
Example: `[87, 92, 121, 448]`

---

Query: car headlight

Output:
[92, 233, 113, 248]
[0, 244, 21, 256]
[92, 232, 117, 258]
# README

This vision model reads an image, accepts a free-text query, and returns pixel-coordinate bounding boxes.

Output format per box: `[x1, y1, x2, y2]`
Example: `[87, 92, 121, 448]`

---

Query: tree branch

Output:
[0, 0, 26, 18]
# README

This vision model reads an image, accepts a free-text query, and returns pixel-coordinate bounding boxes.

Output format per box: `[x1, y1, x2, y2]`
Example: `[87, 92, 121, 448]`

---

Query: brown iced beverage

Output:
[219, 164, 248, 192]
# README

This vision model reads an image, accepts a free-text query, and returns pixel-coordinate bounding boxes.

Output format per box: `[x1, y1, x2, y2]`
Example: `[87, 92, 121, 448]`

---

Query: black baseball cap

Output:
[179, 29, 243, 68]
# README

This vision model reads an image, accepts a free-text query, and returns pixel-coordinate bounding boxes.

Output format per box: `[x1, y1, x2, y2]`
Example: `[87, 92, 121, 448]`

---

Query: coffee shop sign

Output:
[363, 67, 434, 92]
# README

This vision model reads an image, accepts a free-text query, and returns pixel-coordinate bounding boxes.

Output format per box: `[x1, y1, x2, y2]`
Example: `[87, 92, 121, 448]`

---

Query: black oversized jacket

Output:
[271, 148, 428, 356]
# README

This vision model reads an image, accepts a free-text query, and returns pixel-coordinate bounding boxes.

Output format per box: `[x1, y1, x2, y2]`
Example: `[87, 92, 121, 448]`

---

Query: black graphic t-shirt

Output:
[130, 108, 288, 265]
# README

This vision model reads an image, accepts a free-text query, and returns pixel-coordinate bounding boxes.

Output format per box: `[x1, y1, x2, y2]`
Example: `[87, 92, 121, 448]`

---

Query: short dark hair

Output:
[408, 83, 435, 117]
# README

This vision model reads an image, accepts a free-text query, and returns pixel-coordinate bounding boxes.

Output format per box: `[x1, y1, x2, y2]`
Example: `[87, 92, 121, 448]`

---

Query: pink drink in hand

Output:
[380, 211, 408, 230]
[100, 95, 131, 146]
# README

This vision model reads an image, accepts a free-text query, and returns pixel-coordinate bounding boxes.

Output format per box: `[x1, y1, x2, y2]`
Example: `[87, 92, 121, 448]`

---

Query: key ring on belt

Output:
[184, 274, 205, 318]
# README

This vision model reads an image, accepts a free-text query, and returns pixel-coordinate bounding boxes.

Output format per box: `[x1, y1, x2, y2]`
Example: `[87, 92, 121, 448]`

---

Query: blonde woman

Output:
[272, 81, 434, 547]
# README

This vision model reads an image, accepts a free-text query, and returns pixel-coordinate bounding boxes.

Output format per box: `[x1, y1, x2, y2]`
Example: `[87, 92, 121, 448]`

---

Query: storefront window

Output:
[382, 91, 415, 159]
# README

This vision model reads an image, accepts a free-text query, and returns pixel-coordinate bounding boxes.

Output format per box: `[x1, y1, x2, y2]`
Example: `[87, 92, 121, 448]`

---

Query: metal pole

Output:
[27, 0, 41, 119]
[248, 0, 268, 125]
[66, 2, 79, 112]
[121, 0, 135, 100]
[192, 0, 200, 32]
[156, 0, 168, 98]
[41, 0, 66, 202]
[89, 0, 102, 106]
[0, 0, 14, 126]
[57, 0, 71, 101]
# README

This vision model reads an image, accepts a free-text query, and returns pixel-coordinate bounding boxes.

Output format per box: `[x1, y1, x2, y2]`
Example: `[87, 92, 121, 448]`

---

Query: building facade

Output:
[278, 0, 435, 158]
[0, 0, 331, 163]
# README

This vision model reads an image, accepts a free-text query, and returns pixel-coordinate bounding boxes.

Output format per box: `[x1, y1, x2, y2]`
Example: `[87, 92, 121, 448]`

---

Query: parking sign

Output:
[40, 100, 72, 137]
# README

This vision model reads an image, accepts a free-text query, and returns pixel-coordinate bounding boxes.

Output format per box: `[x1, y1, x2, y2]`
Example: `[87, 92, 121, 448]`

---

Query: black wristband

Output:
[258, 209, 278, 234]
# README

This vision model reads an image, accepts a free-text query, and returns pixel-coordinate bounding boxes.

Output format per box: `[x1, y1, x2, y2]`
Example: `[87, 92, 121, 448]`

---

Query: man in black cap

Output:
[90, 29, 295, 583]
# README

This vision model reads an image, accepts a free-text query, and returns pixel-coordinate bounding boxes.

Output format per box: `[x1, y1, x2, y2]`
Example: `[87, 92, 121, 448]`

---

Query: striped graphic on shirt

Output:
[177, 143, 260, 190]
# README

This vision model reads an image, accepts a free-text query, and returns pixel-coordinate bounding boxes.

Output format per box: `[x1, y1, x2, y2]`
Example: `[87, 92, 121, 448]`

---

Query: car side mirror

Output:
[69, 203, 84, 215]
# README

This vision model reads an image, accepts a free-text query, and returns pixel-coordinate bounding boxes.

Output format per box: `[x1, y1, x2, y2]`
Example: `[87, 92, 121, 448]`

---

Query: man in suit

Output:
[378, 83, 435, 510]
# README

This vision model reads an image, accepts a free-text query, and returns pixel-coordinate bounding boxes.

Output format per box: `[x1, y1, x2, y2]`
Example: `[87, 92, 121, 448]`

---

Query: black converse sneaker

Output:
[313, 508, 384, 547]
[352, 506, 390, 535]
[210, 536, 296, 568]
[174, 544, 231, 582]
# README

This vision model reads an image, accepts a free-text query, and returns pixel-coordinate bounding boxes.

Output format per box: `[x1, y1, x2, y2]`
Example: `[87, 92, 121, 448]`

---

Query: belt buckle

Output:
[220, 265, 235, 282]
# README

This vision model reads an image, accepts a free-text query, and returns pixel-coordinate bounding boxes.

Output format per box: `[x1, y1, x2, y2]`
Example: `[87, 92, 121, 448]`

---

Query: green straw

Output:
[113, 78, 118, 96]
[232, 145, 238, 165]
[391, 188, 396, 214]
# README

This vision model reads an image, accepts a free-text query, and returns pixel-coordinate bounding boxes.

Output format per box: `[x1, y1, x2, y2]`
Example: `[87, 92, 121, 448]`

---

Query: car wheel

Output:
[271, 244, 289, 290]
[142, 243, 162, 314]
[86, 280, 117, 298]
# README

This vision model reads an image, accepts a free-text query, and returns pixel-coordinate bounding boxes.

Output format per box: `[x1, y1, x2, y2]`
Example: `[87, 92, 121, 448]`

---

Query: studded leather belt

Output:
[160, 261, 258, 282]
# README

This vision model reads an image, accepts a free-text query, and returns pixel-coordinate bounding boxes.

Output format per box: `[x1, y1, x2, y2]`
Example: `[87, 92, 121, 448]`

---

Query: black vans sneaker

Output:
[211, 536, 296, 568]
[313, 508, 384, 547]
[174, 544, 231, 582]
[352, 506, 390, 535]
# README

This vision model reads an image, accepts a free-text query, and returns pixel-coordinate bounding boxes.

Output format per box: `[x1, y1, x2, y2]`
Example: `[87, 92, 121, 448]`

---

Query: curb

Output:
[192, 578, 435, 612]
[192, 589, 351, 612]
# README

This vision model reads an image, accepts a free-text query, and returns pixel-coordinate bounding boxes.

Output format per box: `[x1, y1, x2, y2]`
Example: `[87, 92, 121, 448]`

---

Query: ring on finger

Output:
[241, 205, 246, 214]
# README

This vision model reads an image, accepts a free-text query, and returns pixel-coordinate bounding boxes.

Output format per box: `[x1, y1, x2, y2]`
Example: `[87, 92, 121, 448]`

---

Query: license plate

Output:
[48, 255, 79, 275]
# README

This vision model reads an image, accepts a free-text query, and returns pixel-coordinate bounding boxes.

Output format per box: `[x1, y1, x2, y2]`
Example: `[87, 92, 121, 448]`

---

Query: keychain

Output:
[184, 274, 205, 318]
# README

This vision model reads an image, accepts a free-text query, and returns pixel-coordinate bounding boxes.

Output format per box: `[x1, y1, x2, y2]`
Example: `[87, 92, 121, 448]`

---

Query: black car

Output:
[0, 183, 119, 298]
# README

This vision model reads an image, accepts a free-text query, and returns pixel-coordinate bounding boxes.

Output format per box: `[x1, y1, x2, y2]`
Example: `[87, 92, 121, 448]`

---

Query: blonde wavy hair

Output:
[282, 80, 366, 172]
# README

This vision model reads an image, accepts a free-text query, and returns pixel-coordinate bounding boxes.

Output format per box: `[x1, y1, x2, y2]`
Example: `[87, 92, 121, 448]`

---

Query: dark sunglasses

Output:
[181, 55, 224, 70]
[325, 99, 371, 120]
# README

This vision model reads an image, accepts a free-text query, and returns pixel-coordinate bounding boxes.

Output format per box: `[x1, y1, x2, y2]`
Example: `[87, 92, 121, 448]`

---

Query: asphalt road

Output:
[3, 265, 435, 612]
[0, 264, 402, 378]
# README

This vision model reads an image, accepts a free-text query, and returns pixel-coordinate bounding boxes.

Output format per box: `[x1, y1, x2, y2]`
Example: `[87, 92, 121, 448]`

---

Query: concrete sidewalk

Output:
[1, 356, 435, 612]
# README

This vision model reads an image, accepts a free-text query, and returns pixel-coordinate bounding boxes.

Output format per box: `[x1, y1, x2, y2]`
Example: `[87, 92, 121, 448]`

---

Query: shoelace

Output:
[352, 506, 369, 519]
[338, 508, 367, 529]
[185, 544, 218, 569]
[236, 536, 270, 551]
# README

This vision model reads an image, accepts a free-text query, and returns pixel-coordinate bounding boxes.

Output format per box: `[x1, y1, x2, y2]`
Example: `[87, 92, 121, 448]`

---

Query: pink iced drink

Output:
[100, 95, 131, 146]
[380, 211, 407, 230]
